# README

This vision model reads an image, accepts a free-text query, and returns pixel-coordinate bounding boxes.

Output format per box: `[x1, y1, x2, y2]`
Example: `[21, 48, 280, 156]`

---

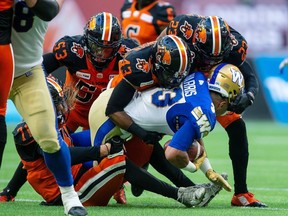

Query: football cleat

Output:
[113, 185, 127, 204]
[0, 188, 15, 202]
[67, 206, 88, 216]
[231, 192, 268, 207]
[177, 186, 205, 207]
[196, 173, 228, 207]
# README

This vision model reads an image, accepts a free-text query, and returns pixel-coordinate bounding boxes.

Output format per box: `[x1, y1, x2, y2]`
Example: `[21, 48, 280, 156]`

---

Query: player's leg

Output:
[75, 155, 126, 206]
[0, 161, 26, 202]
[125, 159, 205, 207]
[0, 6, 14, 168]
[10, 66, 87, 215]
[217, 113, 267, 207]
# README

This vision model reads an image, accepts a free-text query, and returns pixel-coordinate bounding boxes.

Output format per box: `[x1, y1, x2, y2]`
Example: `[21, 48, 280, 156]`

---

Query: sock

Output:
[43, 133, 73, 187]
[225, 118, 249, 194]
[0, 115, 7, 168]
[6, 161, 27, 197]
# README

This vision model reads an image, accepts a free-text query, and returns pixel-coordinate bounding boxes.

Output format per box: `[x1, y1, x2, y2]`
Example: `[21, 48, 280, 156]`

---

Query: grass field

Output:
[0, 120, 287, 216]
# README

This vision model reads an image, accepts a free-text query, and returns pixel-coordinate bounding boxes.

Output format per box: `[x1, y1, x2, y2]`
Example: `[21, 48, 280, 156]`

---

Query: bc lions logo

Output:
[118, 44, 131, 58]
[71, 42, 84, 58]
[136, 58, 150, 73]
[156, 46, 171, 65]
[180, 21, 193, 40]
[196, 25, 207, 44]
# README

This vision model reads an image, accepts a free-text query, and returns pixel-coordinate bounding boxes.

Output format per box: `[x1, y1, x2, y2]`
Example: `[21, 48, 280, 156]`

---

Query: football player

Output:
[121, 0, 176, 44]
[42, 12, 139, 204]
[89, 63, 244, 207]
[159, 14, 267, 207]
[0, 0, 14, 169]
[7, 1, 88, 215]
[1, 75, 207, 208]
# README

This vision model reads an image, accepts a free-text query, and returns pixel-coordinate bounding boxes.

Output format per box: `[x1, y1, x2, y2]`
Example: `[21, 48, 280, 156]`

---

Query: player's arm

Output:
[25, 0, 64, 21]
[43, 53, 62, 74]
[69, 136, 124, 165]
[105, 79, 137, 130]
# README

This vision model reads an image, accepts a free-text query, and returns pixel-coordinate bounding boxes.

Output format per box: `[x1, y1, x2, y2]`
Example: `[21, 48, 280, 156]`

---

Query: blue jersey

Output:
[125, 71, 216, 151]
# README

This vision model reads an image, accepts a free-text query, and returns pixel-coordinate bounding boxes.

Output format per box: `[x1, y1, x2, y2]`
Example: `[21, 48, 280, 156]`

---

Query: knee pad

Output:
[39, 138, 60, 153]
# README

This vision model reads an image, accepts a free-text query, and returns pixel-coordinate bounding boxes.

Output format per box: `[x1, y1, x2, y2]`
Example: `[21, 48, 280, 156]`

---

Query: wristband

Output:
[247, 92, 255, 105]
[127, 122, 147, 139]
[182, 161, 197, 173]
[200, 158, 212, 174]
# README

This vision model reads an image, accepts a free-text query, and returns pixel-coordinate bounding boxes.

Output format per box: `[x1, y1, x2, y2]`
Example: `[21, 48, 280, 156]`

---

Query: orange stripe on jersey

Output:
[102, 12, 112, 42]
[169, 35, 188, 75]
[210, 16, 221, 56]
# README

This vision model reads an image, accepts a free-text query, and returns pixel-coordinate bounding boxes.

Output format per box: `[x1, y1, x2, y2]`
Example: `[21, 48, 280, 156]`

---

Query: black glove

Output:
[228, 92, 254, 114]
[127, 122, 163, 145]
[142, 131, 163, 145]
[106, 136, 124, 155]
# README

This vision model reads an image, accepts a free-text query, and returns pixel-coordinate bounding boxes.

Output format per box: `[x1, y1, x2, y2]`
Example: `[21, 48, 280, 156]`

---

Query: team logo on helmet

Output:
[71, 42, 84, 58]
[156, 46, 171, 65]
[87, 17, 96, 30]
[180, 21, 193, 40]
[136, 58, 150, 73]
[195, 25, 207, 44]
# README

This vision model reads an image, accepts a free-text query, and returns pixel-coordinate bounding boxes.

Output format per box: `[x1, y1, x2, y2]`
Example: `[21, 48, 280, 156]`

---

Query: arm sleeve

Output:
[69, 147, 101, 165]
[238, 60, 259, 97]
[29, 0, 60, 21]
[105, 80, 136, 116]
[43, 53, 61, 74]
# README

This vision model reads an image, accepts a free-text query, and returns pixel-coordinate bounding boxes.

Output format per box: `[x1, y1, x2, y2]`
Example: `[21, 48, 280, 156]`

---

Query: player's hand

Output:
[228, 92, 254, 114]
[193, 150, 207, 171]
[142, 131, 164, 145]
[106, 136, 124, 155]
[205, 169, 232, 192]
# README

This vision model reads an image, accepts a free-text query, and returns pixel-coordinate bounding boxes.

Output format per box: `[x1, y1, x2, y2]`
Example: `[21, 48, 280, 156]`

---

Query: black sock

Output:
[125, 159, 178, 200]
[0, 115, 7, 168]
[225, 118, 249, 194]
[5, 161, 27, 197]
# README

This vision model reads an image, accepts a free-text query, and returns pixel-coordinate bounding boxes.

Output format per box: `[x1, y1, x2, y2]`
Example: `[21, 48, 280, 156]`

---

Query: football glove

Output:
[193, 150, 207, 171]
[142, 131, 163, 145]
[205, 169, 232, 192]
[228, 92, 255, 114]
[106, 136, 124, 155]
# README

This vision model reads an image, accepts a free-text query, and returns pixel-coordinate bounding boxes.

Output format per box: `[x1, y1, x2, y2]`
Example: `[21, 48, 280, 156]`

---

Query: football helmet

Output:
[193, 16, 232, 68]
[153, 35, 191, 88]
[208, 63, 245, 103]
[46, 75, 68, 123]
[83, 12, 123, 70]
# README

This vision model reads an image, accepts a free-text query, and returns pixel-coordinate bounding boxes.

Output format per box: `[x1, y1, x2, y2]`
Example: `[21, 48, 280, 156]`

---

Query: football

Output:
[187, 140, 204, 162]
[163, 139, 204, 162]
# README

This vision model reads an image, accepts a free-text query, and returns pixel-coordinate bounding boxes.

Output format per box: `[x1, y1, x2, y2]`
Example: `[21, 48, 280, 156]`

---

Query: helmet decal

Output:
[156, 46, 171, 65]
[180, 21, 193, 40]
[170, 35, 189, 75]
[102, 12, 112, 42]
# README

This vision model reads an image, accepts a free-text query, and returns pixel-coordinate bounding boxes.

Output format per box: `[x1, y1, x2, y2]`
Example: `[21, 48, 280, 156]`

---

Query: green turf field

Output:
[0, 121, 287, 216]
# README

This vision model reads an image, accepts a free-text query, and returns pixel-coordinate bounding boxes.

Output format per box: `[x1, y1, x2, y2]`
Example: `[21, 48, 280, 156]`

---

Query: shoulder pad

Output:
[12, 122, 36, 146]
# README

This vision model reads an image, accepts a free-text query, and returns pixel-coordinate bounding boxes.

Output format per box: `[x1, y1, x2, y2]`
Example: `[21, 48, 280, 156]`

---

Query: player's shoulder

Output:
[225, 26, 248, 65]
[53, 35, 87, 67]
[12, 121, 35, 146]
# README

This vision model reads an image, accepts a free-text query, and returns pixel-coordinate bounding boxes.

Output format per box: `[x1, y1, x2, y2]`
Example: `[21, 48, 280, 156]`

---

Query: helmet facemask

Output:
[84, 12, 123, 70]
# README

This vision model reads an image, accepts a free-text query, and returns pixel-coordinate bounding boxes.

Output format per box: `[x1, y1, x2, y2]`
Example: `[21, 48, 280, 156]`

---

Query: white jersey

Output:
[12, 0, 48, 77]
[124, 87, 184, 135]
